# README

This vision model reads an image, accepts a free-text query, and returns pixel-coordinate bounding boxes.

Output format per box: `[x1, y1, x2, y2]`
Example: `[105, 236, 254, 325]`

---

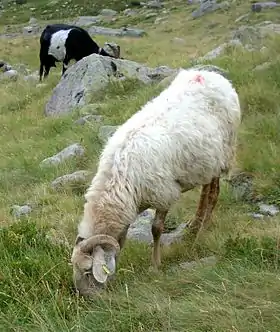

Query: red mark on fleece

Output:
[190, 74, 205, 85]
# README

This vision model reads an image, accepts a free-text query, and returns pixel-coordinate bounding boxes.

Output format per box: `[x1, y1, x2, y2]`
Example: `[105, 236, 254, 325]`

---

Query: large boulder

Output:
[88, 25, 146, 38]
[45, 54, 178, 117]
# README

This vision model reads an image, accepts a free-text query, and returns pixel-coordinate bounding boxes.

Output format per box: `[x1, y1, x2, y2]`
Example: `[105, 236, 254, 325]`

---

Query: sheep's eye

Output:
[56, 46, 60, 49]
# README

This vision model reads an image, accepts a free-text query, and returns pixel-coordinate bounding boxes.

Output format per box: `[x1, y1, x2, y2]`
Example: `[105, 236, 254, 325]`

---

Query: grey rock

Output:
[98, 125, 119, 143]
[197, 39, 242, 62]
[249, 213, 265, 220]
[1, 69, 18, 80]
[231, 22, 280, 48]
[179, 255, 217, 270]
[127, 208, 187, 245]
[88, 25, 146, 38]
[45, 54, 177, 116]
[22, 25, 40, 35]
[28, 17, 37, 25]
[11, 205, 32, 218]
[146, 0, 163, 9]
[252, 2, 280, 12]
[103, 42, 121, 58]
[100, 8, 117, 16]
[192, 0, 230, 19]
[45, 55, 115, 116]
[40, 143, 85, 167]
[253, 62, 272, 71]
[51, 170, 91, 190]
[123, 8, 137, 16]
[226, 172, 254, 202]
[258, 203, 279, 217]
[75, 114, 103, 125]
[72, 16, 101, 27]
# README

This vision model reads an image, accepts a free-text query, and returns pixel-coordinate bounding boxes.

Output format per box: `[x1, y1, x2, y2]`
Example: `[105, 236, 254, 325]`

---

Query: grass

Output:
[1, 0, 280, 330]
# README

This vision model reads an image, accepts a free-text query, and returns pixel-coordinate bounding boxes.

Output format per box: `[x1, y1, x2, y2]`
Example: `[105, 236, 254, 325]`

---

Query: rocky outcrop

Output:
[45, 54, 177, 117]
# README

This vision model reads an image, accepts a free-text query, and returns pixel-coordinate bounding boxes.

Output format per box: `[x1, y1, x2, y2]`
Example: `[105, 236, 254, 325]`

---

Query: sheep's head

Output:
[71, 234, 120, 297]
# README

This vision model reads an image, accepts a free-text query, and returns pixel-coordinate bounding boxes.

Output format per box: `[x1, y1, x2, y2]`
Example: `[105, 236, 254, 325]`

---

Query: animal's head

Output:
[71, 234, 120, 297]
[103, 42, 121, 59]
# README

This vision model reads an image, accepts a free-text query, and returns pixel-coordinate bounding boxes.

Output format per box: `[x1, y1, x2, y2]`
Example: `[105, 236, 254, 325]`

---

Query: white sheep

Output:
[71, 67, 242, 296]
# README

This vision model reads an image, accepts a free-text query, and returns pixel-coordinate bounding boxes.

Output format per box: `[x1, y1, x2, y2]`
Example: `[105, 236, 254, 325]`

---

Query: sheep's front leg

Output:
[151, 210, 167, 269]
[203, 177, 220, 227]
[187, 183, 211, 235]
[62, 56, 70, 76]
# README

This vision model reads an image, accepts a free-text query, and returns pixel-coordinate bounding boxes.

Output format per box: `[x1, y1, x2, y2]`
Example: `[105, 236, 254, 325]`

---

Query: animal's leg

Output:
[39, 63, 44, 81]
[62, 56, 70, 76]
[151, 210, 168, 269]
[203, 177, 220, 228]
[43, 66, 51, 79]
[187, 183, 211, 235]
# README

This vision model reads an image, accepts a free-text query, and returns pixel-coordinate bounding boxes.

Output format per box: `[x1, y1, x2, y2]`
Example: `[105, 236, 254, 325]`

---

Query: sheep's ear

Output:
[92, 246, 116, 284]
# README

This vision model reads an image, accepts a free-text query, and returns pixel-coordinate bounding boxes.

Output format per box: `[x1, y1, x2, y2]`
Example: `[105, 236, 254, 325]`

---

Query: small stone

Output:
[258, 203, 279, 217]
[2, 69, 18, 80]
[29, 17, 37, 25]
[100, 8, 117, 16]
[11, 205, 32, 218]
[51, 170, 91, 190]
[252, 2, 280, 13]
[98, 125, 119, 143]
[146, 0, 163, 9]
[40, 143, 85, 167]
[253, 62, 271, 71]
[192, 0, 230, 19]
[123, 8, 137, 16]
[74, 114, 103, 125]
[249, 213, 265, 220]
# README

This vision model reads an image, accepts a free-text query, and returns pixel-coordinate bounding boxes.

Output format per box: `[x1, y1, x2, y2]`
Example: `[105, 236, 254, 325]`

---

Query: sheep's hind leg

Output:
[203, 177, 220, 228]
[151, 210, 168, 270]
[187, 183, 211, 235]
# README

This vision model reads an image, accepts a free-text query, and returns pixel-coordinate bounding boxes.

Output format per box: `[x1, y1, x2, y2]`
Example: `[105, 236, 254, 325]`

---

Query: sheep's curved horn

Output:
[80, 234, 120, 255]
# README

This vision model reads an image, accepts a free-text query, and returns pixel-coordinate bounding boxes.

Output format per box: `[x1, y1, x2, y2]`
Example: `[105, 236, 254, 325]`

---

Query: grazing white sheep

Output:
[71, 67, 242, 297]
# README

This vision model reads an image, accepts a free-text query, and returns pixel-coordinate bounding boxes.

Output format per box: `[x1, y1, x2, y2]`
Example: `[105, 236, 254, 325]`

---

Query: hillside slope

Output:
[1, 1, 280, 331]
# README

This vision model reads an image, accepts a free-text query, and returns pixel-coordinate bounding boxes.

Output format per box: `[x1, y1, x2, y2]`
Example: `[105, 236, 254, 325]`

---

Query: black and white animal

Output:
[39, 23, 120, 81]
